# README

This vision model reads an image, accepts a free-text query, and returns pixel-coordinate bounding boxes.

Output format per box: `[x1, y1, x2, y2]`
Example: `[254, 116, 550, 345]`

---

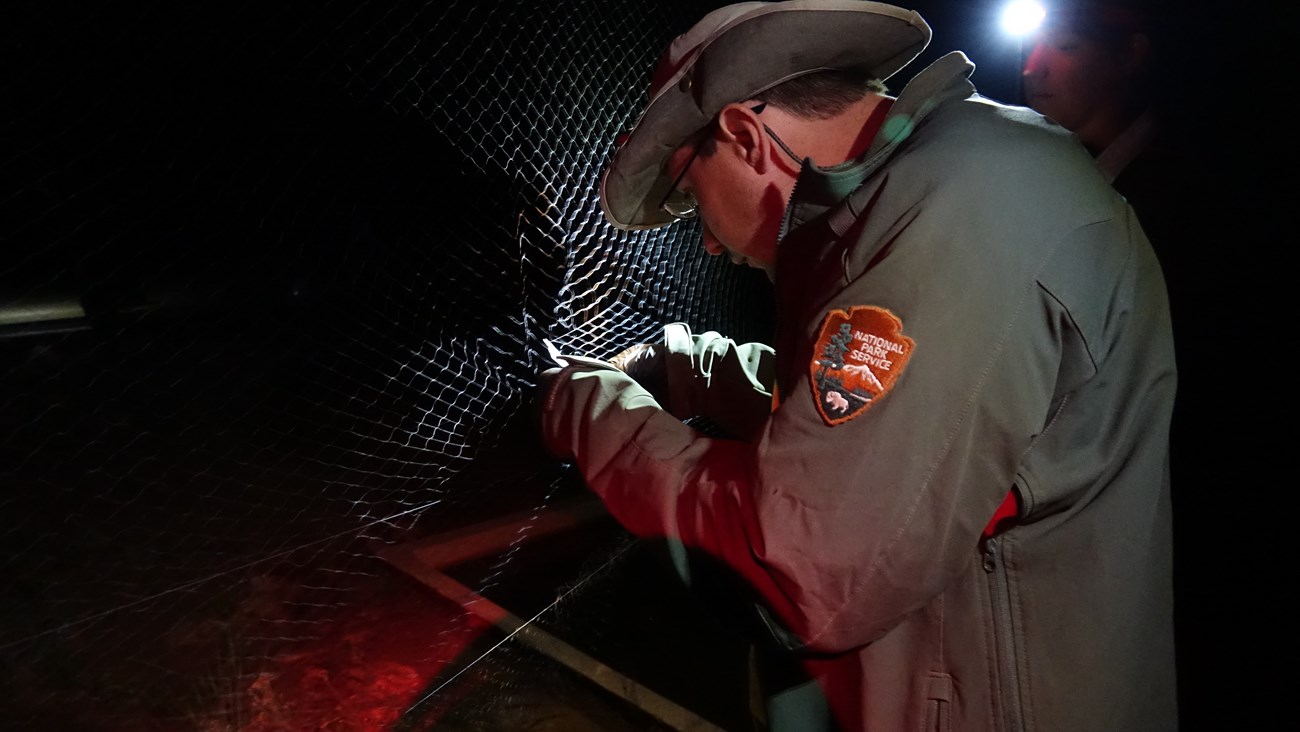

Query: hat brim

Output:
[600, 1, 932, 230]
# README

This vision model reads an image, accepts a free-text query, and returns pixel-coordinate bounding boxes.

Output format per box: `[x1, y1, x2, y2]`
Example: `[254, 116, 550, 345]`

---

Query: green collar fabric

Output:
[780, 51, 977, 240]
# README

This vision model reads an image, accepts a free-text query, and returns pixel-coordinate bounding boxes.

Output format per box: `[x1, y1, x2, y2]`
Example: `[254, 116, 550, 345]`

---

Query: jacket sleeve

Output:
[539, 366, 810, 633]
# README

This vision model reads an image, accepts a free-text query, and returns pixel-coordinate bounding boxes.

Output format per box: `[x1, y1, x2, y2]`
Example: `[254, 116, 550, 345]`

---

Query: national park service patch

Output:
[810, 306, 914, 426]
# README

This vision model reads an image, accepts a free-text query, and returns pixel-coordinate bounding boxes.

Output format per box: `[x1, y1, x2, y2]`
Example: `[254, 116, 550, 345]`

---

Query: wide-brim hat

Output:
[600, 0, 932, 230]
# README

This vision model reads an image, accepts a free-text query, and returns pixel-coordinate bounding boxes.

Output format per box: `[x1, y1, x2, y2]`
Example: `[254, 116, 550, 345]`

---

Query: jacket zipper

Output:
[983, 536, 1025, 732]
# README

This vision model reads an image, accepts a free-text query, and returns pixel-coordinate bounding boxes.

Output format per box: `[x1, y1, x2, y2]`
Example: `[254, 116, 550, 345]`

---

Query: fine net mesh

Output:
[3, 0, 775, 729]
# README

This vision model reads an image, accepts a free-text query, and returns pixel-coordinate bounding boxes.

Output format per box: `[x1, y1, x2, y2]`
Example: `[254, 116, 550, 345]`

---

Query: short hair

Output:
[692, 68, 885, 157]
[755, 68, 888, 120]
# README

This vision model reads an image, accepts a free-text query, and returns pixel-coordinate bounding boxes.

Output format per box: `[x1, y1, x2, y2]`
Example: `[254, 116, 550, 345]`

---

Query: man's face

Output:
[664, 132, 782, 275]
[1022, 28, 1126, 137]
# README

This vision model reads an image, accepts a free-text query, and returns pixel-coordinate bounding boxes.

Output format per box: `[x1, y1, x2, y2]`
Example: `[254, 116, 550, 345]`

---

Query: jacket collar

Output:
[780, 51, 977, 240]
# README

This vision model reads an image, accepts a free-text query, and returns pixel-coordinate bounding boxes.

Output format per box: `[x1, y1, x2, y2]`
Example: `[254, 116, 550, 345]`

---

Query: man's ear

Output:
[716, 102, 769, 172]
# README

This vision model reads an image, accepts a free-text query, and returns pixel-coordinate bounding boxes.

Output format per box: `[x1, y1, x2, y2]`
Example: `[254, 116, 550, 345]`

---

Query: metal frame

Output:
[376, 497, 727, 732]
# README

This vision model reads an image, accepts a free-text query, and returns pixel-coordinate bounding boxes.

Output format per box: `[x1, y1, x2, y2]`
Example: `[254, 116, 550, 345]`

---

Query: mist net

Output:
[2, 0, 776, 729]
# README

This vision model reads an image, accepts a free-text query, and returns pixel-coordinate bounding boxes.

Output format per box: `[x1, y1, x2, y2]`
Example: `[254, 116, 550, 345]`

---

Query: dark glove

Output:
[609, 343, 668, 405]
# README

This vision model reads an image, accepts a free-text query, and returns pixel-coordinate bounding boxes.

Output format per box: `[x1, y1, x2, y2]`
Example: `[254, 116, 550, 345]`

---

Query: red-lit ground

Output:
[188, 541, 693, 732]
[223, 571, 491, 731]
[3, 525, 744, 731]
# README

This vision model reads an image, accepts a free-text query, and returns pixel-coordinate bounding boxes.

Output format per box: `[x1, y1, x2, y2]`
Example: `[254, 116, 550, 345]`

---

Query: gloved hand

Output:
[609, 342, 668, 405]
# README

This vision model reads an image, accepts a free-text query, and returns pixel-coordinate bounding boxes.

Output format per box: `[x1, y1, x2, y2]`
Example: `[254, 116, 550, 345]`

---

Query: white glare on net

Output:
[1000, 0, 1047, 37]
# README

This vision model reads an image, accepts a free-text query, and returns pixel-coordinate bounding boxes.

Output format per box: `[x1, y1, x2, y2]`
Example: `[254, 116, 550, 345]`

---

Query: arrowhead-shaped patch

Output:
[810, 305, 914, 426]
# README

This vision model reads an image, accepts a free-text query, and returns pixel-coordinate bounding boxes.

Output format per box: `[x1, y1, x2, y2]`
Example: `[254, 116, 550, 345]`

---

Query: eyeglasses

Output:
[656, 103, 803, 222]
[658, 138, 704, 221]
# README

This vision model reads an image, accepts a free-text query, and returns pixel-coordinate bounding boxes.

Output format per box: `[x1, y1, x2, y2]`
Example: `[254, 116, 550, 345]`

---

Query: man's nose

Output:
[1022, 43, 1047, 77]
